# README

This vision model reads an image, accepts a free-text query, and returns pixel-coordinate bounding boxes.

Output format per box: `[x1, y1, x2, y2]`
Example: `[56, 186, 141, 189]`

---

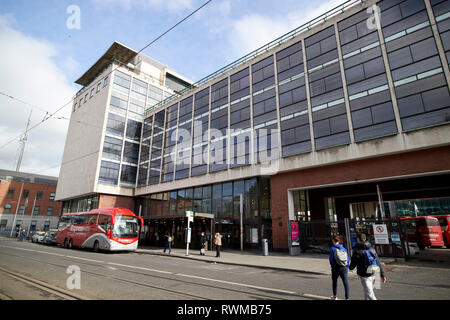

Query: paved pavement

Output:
[136, 245, 399, 275]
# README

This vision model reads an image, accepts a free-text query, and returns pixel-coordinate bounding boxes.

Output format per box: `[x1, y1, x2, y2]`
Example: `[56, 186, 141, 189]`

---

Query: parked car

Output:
[433, 215, 450, 248]
[404, 241, 420, 256]
[43, 230, 58, 246]
[32, 231, 46, 243]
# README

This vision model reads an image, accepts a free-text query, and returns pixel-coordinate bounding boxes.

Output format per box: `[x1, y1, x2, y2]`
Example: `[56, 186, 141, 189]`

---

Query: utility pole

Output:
[240, 194, 244, 252]
[27, 196, 37, 238]
[10, 182, 24, 237]
[15, 109, 32, 172]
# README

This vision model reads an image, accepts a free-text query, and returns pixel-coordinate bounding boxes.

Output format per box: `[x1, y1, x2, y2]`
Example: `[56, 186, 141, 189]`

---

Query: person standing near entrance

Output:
[214, 232, 222, 257]
[200, 232, 207, 255]
[163, 231, 172, 254]
[349, 233, 387, 300]
[329, 236, 350, 300]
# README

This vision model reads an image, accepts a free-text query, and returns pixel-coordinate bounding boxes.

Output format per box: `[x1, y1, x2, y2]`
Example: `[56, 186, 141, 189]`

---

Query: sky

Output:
[0, 0, 347, 177]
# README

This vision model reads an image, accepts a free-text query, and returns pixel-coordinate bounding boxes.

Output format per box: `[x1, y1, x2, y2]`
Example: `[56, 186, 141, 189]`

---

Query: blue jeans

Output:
[332, 266, 350, 299]
[164, 241, 172, 253]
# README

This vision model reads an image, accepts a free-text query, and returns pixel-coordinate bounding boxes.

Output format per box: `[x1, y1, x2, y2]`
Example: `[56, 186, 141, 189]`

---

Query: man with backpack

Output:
[349, 233, 387, 300]
[329, 235, 350, 300]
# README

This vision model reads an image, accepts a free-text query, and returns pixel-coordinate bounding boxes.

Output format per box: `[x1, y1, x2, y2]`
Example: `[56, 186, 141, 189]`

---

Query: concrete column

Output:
[227, 76, 231, 169]
[158, 106, 167, 184]
[334, 23, 355, 143]
[188, 93, 195, 178]
[249, 65, 255, 166]
[146, 113, 156, 185]
[424, 0, 450, 90]
[301, 40, 316, 151]
[374, 4, 403, 133]
[206, 86, 212, 174]
[172, 101, 181, 180]
[272, 52, 283, 160]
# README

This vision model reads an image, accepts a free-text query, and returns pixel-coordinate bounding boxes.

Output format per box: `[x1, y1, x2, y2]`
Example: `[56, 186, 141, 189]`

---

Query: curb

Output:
[136, 249, 329, 276]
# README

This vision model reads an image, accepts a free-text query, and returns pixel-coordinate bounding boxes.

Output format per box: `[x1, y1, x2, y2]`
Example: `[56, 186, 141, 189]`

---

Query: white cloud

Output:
[225, 0, 348, 58]
[0, 14, 78, 177]
[91, 0, 195, 12]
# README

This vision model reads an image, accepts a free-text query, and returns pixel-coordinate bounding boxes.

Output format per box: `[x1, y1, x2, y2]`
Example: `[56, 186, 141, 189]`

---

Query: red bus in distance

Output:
[400, 216, 444, 249]
[56, 208, 143, 252]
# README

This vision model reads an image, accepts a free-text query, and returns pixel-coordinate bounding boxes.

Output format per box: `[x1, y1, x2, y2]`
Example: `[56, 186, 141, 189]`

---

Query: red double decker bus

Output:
[56, 208, 143, 252]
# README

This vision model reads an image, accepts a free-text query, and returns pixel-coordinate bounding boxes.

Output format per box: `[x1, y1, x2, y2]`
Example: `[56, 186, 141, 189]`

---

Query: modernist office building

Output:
[56, 0, 450, 251]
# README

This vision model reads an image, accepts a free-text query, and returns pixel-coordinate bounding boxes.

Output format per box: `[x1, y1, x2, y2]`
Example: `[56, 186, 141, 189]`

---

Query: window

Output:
[97, 82, 101, 92]
[47, 207, 53, 216]
[23, 190, 29, 199]
[49, 193, 55, 201]
[7, 189, 14, 199]
[103, 136, 123, 161]
[33, 206, 40, 215]
[36, 191, 43, 200]
[90, 88, 95, 98]
[4, 204, 11, 213]
[99, 161, 120, 185]
[120, 165, 137, 186]
[84, 93, 88, 102]
[104, 76, 109, 87]
[98, 214, 112, 232]
[106, 113, 126, 137]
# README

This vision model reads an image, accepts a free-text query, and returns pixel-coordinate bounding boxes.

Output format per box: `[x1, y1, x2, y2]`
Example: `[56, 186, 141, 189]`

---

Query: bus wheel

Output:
[69, 239, 73, 249]
[64, 238, 68, 248]
[93, 241, 99, 253]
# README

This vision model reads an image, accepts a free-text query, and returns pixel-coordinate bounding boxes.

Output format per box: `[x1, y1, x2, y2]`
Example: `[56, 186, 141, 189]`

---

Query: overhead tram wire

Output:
[0, 0, 214, 151]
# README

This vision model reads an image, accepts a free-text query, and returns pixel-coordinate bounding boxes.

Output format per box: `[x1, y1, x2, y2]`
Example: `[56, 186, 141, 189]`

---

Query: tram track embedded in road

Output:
[0, 246, 305, 300]
[0, 266, 88, 300]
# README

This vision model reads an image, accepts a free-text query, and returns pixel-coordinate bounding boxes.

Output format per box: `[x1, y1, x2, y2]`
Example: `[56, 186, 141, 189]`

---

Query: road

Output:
[0, 237, 449, 301]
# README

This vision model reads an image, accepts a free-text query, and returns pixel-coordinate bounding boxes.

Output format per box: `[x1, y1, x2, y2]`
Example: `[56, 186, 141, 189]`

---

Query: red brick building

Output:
[0, 169, 62, 234]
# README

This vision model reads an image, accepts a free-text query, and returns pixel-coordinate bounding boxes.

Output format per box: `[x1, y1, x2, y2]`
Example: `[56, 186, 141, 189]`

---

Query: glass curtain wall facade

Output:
[99, 70, 175, 188]
[137, 0, 449, 185]
[139, 177, 271, 249]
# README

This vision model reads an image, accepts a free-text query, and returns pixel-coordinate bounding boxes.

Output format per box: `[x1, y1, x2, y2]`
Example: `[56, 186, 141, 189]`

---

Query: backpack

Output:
[334, 247, 348, 267]
[363, 248, 380, 275]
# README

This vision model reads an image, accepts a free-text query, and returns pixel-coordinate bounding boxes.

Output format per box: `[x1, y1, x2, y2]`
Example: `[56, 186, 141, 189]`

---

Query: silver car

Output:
[32, 231, 46, 243]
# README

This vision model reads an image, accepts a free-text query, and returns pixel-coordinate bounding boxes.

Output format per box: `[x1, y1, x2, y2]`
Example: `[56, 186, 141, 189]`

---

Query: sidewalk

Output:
[137, 246, 339, 275]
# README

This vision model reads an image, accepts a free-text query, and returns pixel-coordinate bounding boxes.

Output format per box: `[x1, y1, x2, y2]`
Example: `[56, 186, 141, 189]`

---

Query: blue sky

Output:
[0, 0, 345, 176]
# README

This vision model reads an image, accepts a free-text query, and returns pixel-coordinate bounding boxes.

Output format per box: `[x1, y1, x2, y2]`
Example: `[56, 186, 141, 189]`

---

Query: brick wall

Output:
[270, 146, 450, 249]
[98, 194, 136, 212]
[0, 180, 62, 216]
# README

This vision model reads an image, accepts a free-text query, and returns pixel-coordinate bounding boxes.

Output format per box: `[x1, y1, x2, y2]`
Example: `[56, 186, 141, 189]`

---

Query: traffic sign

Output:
[373, 224, 389, 244]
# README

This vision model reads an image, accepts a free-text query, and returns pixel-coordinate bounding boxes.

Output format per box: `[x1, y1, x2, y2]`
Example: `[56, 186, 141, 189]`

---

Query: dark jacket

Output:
[329, 243, 350, 269]
[349, 241, 385, 278]
[200, 235, 206, 248]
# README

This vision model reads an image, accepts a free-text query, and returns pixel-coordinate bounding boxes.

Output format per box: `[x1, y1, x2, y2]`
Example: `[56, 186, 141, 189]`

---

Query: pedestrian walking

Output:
[163, 231, 172, 254]
[329, 235, 350, 300]
[200, 232, 206, 255]
[349, 233, 387, 300]
[214, 232, 222, 257]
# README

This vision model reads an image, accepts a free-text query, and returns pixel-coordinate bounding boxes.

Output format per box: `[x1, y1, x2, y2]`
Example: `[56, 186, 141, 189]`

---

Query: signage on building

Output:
[186, 210, 194, 223]
[391, 232, 401, 244]
[373, 224, 389, 244]
[290, 221, 299, 246]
